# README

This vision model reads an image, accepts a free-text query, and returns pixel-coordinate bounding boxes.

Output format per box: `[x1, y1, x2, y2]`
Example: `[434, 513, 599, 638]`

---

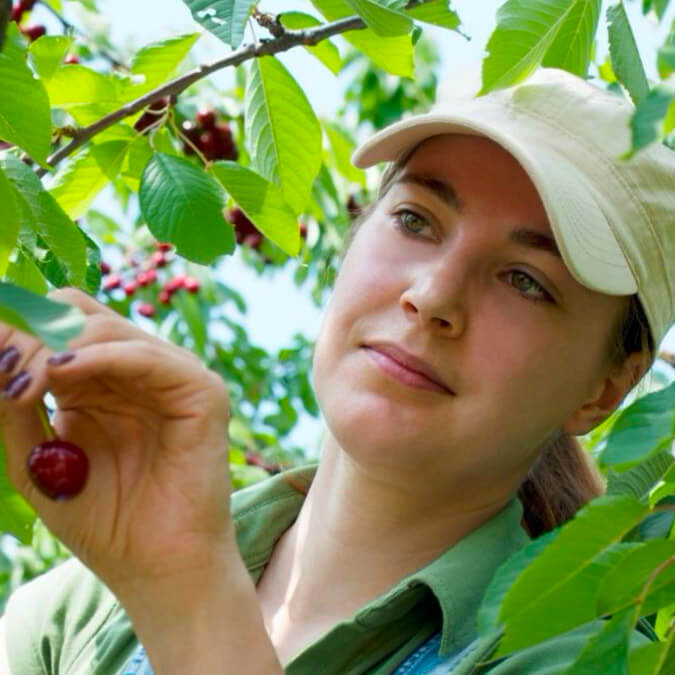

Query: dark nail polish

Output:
[48, 352, 75, 366]
[0, 347, 21, 373]
[2, 371, 32, 399]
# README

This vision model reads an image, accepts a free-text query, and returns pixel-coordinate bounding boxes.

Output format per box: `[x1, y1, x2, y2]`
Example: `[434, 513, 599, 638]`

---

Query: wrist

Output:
[118, 551, 283, 674]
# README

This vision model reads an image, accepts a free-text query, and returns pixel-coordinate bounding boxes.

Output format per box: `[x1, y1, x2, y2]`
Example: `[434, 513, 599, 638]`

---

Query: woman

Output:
[0, 67, 672, 674]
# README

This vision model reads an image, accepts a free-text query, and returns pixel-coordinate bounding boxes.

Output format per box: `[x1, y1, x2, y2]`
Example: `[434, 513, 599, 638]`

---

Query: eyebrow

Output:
[393, 172, 563, 260]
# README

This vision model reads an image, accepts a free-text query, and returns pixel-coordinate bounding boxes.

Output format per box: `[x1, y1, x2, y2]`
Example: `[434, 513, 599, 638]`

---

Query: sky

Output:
[35, 0, 675, 455]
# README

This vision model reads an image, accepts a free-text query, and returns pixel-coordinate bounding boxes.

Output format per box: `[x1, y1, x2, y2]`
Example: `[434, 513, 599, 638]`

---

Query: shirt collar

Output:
[231, 462, 530, 657]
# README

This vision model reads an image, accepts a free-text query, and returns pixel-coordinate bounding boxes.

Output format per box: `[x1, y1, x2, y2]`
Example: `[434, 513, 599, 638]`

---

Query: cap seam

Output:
[506, 100, 671, 330]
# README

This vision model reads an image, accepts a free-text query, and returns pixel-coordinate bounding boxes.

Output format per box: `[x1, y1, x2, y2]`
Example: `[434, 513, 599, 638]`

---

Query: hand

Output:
[0, 287, 236, 598]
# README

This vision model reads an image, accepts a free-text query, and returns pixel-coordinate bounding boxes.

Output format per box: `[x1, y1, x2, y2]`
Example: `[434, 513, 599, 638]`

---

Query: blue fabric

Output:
[123, 631, 468, 674]
[122, 645, 153, 675]
[392, 631, 468, 674]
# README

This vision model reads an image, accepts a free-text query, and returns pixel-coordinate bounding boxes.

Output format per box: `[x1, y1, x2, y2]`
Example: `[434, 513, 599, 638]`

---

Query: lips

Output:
[361, 342, 454, 395]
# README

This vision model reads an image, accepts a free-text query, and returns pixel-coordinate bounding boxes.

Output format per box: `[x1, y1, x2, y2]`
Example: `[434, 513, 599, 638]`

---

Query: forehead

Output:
[387, 135, 562, 259]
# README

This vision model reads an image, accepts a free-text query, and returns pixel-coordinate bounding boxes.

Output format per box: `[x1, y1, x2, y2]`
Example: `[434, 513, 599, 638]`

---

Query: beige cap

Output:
[351, 67, 675, 351]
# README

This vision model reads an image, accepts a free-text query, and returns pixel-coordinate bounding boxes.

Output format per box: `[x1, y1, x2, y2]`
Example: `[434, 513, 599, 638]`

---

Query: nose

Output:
[399, 249, 471, 337]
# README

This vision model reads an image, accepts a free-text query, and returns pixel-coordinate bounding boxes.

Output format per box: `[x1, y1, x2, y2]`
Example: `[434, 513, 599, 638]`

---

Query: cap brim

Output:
[351, 114, 638, 295]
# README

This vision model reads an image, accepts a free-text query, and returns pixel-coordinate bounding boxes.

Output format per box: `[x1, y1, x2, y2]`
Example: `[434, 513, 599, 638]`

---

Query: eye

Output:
[505, 270, 555, 305]
[392, 208, 432, 237]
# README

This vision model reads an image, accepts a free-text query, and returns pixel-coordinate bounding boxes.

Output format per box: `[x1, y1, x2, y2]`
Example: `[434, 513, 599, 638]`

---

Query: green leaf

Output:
[650, 462, 675, 507]
[212, 160, 301, 257]
[540, 0, 601, 76]
[623, 75, 675, 157]
[123, 32, 200, 99]
[0, 281, 85, 351]
[343, 0, 412, 37]
[607, 449, 674, 504]
[486, 496, 648, 656]
[181, 0, 257, 48]
[607, 1, 650, 104]
[48, 140, 130, 220]
[0, 433, 36, 545]
[44, 63, 120, 126]
[139, 152, 234, 264]
[1, 154, 88, 287]
[278, 11, 343, 75]
[323, 120, 367, 187]
[79, 226, 102, 295]
[120, 134, 154, 191]
[406, 0, 462, 31]
[3, 250, 48, 295]
[311, 0, 414, 77]
[598, 382, 675, 471]
[0, 165, 20, 277]
[244, 55, 322, 215]
[0, 23, 52, 165]
[597, 539, 675, 617]
[28, 35, 73, 82]
[657, 18, 674, 79]
[629, 641, 667, 675]
[562, 608, 633, 674]
[480, 0, 601, 94]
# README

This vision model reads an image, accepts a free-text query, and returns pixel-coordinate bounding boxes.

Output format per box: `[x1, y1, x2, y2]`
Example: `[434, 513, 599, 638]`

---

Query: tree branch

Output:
[37, 0, 434, 177]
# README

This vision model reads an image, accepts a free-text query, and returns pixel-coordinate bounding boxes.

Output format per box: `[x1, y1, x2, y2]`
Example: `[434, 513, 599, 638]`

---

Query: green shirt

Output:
[3, 462, 651, 674]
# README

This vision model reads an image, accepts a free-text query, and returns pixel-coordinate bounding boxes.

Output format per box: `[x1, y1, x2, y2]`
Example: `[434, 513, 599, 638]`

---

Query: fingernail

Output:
[0, 347, 21, 373]
[2, 371, 32, 399]
[48, 352, 75, 366]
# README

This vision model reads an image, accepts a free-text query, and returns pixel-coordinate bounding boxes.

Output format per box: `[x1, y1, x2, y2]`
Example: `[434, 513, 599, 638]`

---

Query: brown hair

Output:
[337, 141, 656, 537]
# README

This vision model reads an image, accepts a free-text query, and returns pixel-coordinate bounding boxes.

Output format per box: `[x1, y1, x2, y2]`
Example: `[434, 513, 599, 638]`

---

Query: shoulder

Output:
[2, 556, 136, 674]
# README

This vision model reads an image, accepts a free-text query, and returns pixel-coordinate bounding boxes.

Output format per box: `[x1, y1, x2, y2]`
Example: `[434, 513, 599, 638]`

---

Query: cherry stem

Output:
[35, 404, 56, 442]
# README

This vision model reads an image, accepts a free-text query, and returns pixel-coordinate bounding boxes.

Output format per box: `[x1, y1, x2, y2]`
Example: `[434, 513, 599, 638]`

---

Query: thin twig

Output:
[36, 0, 434, 176]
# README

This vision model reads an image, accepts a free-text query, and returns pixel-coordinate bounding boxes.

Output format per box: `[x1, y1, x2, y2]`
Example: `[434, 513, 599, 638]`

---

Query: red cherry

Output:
[164, 275, 186, 294]
[347, 194, 361, 218]
[299, 222, 308, 239]
[150, 251, 167, 268]
[138, 303, 156, 318]
[155, 241, 172, 252]
[27, 440, 89, 501]
[134, 96, 170, 133]
[196, 109, 217, 129]
[184, 277, 200, 294]
[244, 232, 263, 250]
[99, 261, 112, 275]
[103, 273, 121, 291]
[158, 289, 172, 305]
[123, 281, 137, 297]
[10, 6, 24, 22]
[227, 207, 260, 245]
[181, 121, 202, 156]
[214, 122, 238, 161]
[198, 130, 218, 160]
[64, 54, 80, 65]
[136, 269, 157, 287]
[22, 24, 46, 42]
[19, 0, 38, 11]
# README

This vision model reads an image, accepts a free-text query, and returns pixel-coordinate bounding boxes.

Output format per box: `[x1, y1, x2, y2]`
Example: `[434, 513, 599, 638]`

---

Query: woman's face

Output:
[312, 134, 628, 498]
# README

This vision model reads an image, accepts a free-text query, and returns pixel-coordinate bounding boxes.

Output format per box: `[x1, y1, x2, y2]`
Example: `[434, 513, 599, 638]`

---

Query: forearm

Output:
[117, 553, 283, 675]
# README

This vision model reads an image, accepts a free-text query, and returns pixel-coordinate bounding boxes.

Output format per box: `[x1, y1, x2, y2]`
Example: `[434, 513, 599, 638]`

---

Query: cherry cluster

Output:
[10, 0, 46, 42]
[226, 206, 308, 253]
[180, 108, 238, 161]
[100, 241, 201, 319]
